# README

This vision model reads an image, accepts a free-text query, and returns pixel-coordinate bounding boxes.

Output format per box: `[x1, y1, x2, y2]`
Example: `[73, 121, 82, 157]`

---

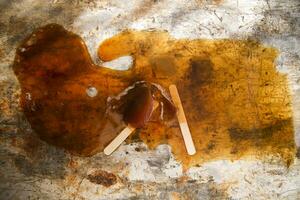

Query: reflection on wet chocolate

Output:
[13, 24, 295, 168]
[120, 83, 153, 128]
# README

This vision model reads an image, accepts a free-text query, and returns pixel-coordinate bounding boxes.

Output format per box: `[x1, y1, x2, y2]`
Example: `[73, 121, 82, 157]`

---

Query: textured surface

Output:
[1, 0, 300, 199]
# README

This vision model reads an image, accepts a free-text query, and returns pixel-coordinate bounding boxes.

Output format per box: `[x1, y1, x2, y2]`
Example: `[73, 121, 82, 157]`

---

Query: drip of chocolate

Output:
[112, 83, 154, 128]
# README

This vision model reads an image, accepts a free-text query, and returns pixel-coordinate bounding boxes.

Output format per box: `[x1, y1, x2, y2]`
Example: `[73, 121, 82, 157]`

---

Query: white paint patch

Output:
[187, 159, 300, 199]
[111, 143, 182, 182]
[262, 37, 300, 146]
[102, 55, 133, 70]
[86, 86, 98, 98]
[130, 0, 266, 39]
[25, 92, 31, 101]
[0, 76, 8, 82]
[106, 81, 146, 103]
[73, 0, 268, 63]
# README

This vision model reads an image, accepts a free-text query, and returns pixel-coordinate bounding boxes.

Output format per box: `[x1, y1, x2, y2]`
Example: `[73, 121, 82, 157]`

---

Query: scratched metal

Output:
[0, 0, 300, 199]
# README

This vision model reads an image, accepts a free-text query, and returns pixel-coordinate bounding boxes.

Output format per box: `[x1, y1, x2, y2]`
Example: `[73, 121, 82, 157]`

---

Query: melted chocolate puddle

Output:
[13, 24, 295, 168]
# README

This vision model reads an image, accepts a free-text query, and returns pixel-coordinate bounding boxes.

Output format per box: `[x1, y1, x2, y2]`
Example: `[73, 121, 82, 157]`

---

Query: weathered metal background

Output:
[0, 0, 300, 199]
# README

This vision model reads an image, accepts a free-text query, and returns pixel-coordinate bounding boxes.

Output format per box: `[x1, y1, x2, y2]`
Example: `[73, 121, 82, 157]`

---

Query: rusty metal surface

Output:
[0, 0, 300, 199]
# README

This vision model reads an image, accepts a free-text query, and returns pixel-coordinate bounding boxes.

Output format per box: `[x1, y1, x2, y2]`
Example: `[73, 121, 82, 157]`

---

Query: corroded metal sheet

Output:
[1, 0, 300, 199]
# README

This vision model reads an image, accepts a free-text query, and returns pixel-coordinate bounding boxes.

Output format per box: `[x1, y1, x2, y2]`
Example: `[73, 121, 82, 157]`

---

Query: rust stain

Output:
[68, 157, 78, 168]
[212, 0, 223, 5]
[196, 0, 224, 5]
[170, 192, 182, 200]
[13, 24, 296, 169]
[87, 170, 117, 187]
[0, 100, 12, 118]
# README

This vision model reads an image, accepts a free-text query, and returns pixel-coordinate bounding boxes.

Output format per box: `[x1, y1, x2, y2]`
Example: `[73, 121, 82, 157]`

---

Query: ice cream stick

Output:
[104, 126, 135, 155]
[169, 84, 196, 155]
[104, 101, 159, 155]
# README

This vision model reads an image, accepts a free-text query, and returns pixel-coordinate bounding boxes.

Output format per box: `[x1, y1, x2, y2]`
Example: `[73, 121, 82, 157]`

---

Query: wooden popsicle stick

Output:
[104, 101, 159, 155]
[104, 126, 135, 155]
[169, 84, 196, 155]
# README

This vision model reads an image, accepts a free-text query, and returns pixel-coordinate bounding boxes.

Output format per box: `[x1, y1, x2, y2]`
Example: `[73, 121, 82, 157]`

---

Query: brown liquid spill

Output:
[13, 24, 296, 168]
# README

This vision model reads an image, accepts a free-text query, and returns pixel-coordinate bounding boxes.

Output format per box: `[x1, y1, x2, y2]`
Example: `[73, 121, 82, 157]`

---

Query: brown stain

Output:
[0, 98, 12, 118]
[98, 29, 296, 168]
[13, 24, 130, 156]
[196, 0, 224, 5]
[68, 157, 78, 169]
[212, 0, 223, 5]
[10, 134, 41, 157]
[170, 192, 182, 200]
[22, 134, 43, 157]
[13, 24, 296, 169]
[87, 170, 117, 187]
[130, 0, 156, 20]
